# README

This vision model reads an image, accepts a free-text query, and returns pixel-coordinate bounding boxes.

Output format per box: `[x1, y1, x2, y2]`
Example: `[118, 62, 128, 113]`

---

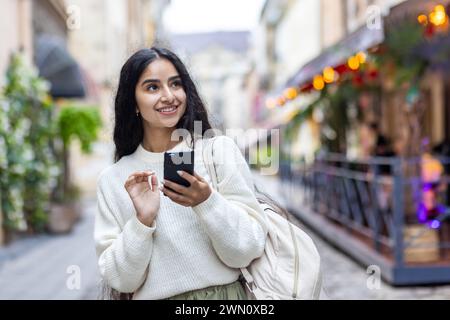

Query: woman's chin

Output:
[160, 118, 181, 128]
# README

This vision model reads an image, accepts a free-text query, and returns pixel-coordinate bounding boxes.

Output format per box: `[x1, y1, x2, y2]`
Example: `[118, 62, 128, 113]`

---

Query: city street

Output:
[2, 0, 450, 303]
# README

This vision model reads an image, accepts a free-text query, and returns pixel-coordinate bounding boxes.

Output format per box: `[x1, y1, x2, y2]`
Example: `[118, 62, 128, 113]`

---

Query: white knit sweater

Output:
[94, 136, 268, 300]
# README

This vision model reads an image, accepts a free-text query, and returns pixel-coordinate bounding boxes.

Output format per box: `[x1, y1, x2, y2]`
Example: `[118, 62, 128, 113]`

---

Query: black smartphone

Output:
[164, 151, 194, 189]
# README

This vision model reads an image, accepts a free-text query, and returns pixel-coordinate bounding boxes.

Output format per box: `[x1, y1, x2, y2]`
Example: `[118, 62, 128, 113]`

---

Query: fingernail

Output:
[161, 180, 165, 184]
[177, 170, 183, 176]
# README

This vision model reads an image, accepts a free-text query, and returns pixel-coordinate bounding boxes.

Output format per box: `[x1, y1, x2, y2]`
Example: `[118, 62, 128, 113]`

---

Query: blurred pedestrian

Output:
[94, 47, 267, 300]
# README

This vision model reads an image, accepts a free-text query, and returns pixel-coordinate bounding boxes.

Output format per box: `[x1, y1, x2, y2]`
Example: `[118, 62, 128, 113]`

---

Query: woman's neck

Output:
[142, 127, 181, 153]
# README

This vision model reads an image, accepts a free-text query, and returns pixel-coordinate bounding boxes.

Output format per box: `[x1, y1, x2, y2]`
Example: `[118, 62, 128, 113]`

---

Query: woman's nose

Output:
[161, 86, 175, 103]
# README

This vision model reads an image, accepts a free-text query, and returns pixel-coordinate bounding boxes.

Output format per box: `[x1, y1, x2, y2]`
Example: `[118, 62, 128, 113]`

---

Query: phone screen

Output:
[164, 151, 194, 188]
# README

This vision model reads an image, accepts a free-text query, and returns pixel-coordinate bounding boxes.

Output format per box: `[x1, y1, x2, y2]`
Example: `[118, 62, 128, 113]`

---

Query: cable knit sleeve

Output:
[94, 172, 156, 293]
[192, 136, 268, 268]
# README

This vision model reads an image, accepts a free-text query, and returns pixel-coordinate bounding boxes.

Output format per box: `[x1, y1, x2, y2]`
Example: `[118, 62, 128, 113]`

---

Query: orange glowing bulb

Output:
[356, 52, 367, 64]
[430, 5, 447, 26]
[283, 87, 298, 100]
[277, 97, 286, 106]
[313, 75, 325, 91]
[323, 67, 336, 83]
[435, 5, 445, 13]
[418, 14, 428, 25]
[348, 56, 360, 70]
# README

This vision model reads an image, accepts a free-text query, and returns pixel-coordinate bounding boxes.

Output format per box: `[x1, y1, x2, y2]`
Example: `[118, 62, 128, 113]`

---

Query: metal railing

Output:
[280, 154, 450, 267]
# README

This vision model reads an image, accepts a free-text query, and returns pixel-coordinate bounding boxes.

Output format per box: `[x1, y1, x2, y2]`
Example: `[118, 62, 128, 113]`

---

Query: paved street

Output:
[1, 171, 450, 299]
[0, 197, 101, 300]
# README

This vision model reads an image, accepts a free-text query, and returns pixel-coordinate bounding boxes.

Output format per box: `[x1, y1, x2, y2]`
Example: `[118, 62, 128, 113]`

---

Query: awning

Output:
[285, 24, 385, 89]
[260, 93, 317, 129]
[243, 93, 317, 149]
[34, 35, 86, 98]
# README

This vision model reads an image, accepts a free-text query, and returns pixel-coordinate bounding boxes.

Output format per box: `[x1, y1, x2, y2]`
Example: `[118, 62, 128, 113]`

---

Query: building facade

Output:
[0, 0, 69, 245]
[254, 0, 450, 285]
[66, 0, 170, 195]
[170, 31, 253, 131]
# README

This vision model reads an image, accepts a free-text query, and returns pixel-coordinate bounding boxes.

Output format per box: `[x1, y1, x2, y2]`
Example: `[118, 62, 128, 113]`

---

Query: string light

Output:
[348, 56, 360, 70]
[418, 14, 428, 25]
[313, 75, 325, 91]
[435, 4, 446, 12]
[356, 52, 367, 64]
[277, 96, 286, 106]
[283, 87, 298, 100]
[429, 4, 447, 26]
[323, 67, 336, 83]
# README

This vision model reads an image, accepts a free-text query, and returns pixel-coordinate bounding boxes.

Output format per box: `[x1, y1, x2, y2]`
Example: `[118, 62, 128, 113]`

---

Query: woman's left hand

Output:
[159, 171, 212, 207]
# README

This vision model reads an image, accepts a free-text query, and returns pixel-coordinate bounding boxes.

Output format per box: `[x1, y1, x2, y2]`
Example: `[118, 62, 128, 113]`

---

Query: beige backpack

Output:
[202, 137, 322, 300]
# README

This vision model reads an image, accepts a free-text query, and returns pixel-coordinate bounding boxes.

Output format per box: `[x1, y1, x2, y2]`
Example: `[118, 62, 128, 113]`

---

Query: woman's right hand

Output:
[124, 171, 160, 227]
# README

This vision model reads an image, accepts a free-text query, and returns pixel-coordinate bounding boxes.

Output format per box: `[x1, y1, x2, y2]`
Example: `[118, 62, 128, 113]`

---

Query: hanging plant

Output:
[374, 17, 429, 89]
[52, 104, 102, 204]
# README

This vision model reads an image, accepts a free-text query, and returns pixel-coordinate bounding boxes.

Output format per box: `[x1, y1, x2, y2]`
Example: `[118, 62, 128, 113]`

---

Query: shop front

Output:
[266, 0, 450, 285]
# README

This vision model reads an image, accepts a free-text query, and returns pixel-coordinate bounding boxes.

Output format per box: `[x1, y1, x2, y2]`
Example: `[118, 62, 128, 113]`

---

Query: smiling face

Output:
[135, 58, 187, 130]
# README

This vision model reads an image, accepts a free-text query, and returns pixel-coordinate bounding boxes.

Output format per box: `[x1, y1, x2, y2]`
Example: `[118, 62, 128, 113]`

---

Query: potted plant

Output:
[47, 104, 102, 233]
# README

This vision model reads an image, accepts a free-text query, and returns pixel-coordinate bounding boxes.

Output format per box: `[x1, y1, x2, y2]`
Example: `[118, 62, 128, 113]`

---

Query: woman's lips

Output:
[156, 105, 178, 115]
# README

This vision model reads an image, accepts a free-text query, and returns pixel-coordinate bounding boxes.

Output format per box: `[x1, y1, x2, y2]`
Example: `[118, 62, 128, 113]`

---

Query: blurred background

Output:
[1, 0, 450, 299]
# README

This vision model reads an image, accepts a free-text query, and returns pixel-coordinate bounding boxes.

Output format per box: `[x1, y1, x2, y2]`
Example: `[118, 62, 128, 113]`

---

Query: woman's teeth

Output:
[157, 106, 178, 113]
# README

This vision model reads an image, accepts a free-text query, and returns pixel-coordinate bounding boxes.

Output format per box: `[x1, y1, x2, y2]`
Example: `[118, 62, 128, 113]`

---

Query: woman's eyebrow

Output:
[141, 75, 181, 87]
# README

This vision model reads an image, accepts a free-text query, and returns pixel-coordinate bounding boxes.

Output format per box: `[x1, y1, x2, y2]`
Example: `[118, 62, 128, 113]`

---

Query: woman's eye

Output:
[171, 81, 182, 88]
[146, 84, 158, 91]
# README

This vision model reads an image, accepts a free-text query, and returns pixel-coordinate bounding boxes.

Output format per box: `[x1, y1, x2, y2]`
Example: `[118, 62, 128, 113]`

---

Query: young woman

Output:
[94, 47, 268, 300]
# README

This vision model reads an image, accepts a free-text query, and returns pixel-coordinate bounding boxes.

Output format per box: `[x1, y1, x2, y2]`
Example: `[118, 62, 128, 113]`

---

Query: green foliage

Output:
[0, 53, 103, 234]
[0, 53, 59, 232]
[51, 104, 102, 204]
[323, 103, 348, 153]
[374, 18, 428, 88]
[383, 18, 425, 63]
[57, 104, 102, 154]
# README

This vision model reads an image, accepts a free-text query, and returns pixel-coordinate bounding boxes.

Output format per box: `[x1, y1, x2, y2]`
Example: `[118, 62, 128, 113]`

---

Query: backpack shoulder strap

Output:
[203, 136, 267, 298]
[202, 136, 219, 191]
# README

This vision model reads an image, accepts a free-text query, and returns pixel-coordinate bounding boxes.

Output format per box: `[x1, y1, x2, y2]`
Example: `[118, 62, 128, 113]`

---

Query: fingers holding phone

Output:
[160, 170, 211, 207]
[124, 170, 160, 227]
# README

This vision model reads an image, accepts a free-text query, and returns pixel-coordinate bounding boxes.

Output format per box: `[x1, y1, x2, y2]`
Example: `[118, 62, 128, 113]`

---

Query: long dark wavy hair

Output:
[113, 47, 213, 163]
